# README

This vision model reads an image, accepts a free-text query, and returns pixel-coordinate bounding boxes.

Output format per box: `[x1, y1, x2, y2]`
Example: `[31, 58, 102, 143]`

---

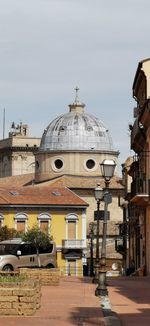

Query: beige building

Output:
[0, 122, 40, 177]
[124, 58, 150, 275]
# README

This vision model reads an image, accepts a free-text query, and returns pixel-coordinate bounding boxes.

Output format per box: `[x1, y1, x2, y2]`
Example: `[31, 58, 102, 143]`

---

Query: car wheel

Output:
[46, 264, 54, 268]
[2, 264, 13, 272]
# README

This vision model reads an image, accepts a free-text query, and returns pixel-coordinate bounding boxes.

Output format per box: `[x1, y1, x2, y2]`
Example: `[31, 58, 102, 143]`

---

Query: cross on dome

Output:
[69, 87, 85, 113]
[74, 86, 80, 104]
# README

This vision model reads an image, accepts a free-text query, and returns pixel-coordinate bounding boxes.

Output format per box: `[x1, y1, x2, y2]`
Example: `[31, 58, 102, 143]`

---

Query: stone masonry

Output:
[0, 279, 41, 316]
[20, 268, 60, 285]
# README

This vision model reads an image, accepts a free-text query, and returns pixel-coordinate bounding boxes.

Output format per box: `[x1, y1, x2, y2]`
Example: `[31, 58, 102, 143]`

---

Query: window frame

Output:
[14, 213, 28, 233]
[84, 157, 97, 171]
[65, 214, 79, 240]
[51, 157, 64, 172]
[37, 213, 51, 235]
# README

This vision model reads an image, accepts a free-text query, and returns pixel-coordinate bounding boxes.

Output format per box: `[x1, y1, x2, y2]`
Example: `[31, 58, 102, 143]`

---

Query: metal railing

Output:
[59, 265, 84, 276]
[131, 176, 147, 197]
[62, 239, 85, 249]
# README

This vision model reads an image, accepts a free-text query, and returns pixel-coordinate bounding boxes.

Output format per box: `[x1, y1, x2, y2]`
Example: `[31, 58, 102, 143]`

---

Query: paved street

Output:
[0, 275, 150, 325]
[108, 276, 150, 326]
[0, 277, 105, 326]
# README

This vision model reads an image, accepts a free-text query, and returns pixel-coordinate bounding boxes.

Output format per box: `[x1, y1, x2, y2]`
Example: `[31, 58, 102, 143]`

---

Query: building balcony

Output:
[140, 99, 150, 130]
[115, 238, 126, 255]
[62, 239, 85, 250]
[130, 177, 149, 205]
[131, 118, 146, 152]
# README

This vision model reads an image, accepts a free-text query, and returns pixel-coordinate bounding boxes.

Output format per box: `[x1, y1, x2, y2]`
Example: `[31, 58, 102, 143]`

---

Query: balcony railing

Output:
[115, 238, 126, 255]
[62, 239, 85, 249]
[131, 177, 146, 194]
[130, 177, 149, 204]
[131, 119, 146, 151]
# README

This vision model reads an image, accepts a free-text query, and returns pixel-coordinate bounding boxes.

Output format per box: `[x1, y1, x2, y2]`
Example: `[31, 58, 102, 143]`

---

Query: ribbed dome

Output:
[40, 101, 113, 152]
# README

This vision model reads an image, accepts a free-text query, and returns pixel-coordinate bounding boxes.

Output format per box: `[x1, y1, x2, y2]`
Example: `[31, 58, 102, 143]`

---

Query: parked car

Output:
[0, 238, 56, 271]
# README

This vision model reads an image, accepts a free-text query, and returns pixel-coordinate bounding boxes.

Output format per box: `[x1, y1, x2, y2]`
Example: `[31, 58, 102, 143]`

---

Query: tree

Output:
[0, 226, 20, 241]
[22, 226, 52, 267]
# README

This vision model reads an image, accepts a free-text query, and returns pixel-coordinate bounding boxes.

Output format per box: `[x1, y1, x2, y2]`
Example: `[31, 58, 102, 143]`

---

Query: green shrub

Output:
[0, 273, 26, 283]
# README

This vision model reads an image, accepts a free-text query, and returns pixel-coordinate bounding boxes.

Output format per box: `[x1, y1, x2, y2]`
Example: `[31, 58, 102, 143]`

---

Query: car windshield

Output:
[0, 244, 19, 255]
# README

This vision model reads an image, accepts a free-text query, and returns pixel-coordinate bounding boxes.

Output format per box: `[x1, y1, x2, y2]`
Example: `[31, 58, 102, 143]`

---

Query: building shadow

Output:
[107, 276, 150, 304]
[106, 276, 150, 325]
[70, 307, 104, 325]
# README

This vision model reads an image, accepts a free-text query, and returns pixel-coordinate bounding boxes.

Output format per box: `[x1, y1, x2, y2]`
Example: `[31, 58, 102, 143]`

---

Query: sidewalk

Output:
[0, 277, 105, 326]
[107, 276, 150, 326]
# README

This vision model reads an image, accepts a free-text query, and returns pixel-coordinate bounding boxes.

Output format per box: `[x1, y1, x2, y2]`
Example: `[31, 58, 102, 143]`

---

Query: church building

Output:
[0, 89, 124, 274]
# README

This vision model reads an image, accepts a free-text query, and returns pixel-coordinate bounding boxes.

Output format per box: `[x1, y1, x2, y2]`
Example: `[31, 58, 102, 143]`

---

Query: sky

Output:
[0, 0, 150, 175]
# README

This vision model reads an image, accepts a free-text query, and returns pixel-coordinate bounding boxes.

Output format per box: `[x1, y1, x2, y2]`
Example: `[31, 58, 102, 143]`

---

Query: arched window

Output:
[37, 213, 51, 235]
[14, 213, 28, 233]
[65, 214, 79, 240]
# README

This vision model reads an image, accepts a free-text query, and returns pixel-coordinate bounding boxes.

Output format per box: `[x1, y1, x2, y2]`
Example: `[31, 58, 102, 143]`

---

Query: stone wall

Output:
[0, 279, 41, 316]
[20, 268, 60, 285]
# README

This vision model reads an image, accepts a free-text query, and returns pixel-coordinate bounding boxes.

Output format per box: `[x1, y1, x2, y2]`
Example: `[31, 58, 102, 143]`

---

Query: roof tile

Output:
[0, 185, 88, 207]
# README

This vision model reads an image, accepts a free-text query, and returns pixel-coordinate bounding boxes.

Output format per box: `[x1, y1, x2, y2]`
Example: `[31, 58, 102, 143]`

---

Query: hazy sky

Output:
[0, 0, 150, 174]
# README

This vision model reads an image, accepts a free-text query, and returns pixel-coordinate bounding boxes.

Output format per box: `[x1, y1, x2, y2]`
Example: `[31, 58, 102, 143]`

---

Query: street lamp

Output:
[93, 183, 103, 283]
[89, 222, 95, 277]
[100, 159, 116, 187]
[95, 159, 116, 297]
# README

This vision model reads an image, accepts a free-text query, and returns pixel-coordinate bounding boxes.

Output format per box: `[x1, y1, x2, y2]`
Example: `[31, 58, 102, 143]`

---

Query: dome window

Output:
[86, 159, 95, 170]
[60, 126, 67, 132]
[54, 159, 63, 170]
[87, 126, 93, 131]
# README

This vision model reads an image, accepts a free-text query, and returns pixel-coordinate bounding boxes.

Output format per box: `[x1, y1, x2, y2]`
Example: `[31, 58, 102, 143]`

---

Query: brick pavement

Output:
[107, 276, 150, 326]
[0, 277, 105, 326]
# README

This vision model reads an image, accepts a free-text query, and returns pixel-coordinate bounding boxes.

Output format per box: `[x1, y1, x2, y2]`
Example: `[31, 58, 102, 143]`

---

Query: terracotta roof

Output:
[34, 175, 124, 190]
[0, 173, 124, 190]
[0, 186, 88, 207]
[0, 174, 34, 187]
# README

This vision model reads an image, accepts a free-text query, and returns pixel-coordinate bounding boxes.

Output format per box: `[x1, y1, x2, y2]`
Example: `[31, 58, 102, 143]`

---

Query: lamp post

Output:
[89, 222, 95, 277]
[93, 184, 103, 283]
[95, 159, 116, 297]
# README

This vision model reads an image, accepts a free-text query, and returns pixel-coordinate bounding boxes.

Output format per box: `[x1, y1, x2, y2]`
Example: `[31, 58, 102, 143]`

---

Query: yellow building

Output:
[0, 185, 88, 276]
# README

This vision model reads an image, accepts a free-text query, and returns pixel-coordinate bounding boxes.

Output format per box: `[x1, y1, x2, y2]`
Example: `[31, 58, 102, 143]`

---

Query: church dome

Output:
[40, 91, 113, 152]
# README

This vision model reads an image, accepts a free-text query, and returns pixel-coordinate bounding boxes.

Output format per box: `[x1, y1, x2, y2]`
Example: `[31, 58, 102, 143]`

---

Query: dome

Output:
[40, 94, 113, 152]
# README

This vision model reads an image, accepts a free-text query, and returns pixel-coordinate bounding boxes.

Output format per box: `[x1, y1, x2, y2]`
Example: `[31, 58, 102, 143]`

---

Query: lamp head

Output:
[100, 159, 116, 181]
[94, 183, 103, 201]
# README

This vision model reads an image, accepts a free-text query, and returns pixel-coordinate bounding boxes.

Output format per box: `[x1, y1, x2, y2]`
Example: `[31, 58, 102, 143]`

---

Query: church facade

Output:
[34, 91, 124, 272]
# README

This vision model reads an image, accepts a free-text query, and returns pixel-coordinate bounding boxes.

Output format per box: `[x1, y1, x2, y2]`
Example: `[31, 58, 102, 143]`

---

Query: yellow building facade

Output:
[0, 186, 88, 276]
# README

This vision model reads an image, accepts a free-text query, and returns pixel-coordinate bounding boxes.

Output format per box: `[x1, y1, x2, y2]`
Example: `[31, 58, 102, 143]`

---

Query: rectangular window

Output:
[40, 221, 48, 234]
[68, 221, 76, 239]
[17, 221, 25, 232]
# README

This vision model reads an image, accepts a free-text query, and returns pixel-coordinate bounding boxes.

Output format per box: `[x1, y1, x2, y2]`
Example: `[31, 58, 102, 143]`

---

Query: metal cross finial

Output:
[74, 86, 80, 104]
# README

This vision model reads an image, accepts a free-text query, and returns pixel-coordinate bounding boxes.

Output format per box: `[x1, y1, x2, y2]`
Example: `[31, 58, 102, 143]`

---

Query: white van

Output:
[0, 238, 56, 271]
